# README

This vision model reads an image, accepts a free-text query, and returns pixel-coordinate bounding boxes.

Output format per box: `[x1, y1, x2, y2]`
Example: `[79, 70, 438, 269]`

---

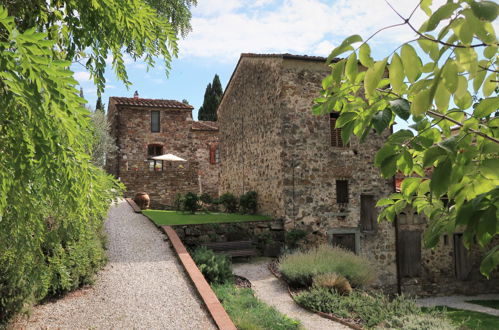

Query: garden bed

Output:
[142, 209, 272, 226]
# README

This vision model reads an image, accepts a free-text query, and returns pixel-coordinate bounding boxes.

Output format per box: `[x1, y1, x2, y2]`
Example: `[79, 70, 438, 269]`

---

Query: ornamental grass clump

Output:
[278, 245, 376, 288]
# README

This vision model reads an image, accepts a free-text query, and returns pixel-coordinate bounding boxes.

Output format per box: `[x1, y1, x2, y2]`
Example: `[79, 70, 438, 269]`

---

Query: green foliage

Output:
[220, 192, 239, 213]
[314, 0, 499, 276]
[95, 97, 105, 114]
[295, 288, 437, 328]
[199, 192, 213, 204]
[212, 283, 302, 330]
[239, 191, 258, 214]
[424, 306, 499, 329]
[382, 313, 457, 330]
[183, 192, 200, 214]
[1, 0, 186, 94]
[278, 245, 376, 288]
[198, 74, 223, 121]
[191, 247, 233, 284]
[173, 193, 185, 211]
[285, 229, 308, 249]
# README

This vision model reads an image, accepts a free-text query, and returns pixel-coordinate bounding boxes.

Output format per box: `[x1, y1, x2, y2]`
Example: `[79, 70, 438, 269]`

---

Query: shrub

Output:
[239, 191, 257, 214]
[183, 192, 199, 214]
[199, 192, 213, 204]
[381, 313, 457, 330]
[285, 229, 308, 248]
[295, 288, 425, 328]
[191, 246, 233, 284]
[173, 193, 185, 211]
[212, 283, 301, 330]
[219, 192, 238, 213]
[278, 245, 376, 288]
[312, 273, 352, 296]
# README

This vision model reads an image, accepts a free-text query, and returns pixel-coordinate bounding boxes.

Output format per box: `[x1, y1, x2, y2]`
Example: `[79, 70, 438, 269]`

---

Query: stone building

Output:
[106, 94, 219, 207]
[217, 53, 499, 295]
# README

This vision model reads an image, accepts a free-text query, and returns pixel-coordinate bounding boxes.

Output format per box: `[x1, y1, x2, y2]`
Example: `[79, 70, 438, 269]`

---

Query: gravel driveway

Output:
[11, 200, 215, 330]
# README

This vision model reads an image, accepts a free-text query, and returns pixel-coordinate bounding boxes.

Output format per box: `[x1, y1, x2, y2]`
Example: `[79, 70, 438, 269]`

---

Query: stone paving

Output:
[10, 200, 215, 330]
[233, 258, 350, 330]
[417, 293, 499, 316]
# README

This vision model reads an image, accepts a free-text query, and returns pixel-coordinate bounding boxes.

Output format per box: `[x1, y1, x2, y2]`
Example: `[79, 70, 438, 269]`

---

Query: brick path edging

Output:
[125, 198, 142, 213]
[161, 225, 237, 330]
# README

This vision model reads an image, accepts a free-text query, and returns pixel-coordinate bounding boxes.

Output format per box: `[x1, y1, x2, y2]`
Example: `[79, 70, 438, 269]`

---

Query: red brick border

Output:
[125, 198, 142, 213]
[161, 226, 236, 330]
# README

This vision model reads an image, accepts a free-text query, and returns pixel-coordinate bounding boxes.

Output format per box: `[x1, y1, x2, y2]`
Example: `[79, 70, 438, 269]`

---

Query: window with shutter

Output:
[336, 180, 349, 204]
[330, 112, 346, 147]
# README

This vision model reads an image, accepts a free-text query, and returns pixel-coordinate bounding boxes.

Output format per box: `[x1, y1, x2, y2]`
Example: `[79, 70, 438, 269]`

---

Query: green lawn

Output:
[466, 300, 499, 310]
[142, 209, 272, 226]
[426, 306, 499, 329]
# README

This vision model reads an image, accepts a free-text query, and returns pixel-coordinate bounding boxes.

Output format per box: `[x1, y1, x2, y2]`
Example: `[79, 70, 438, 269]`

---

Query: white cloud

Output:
[74, 71, 91, 83]
[179, 0, 444, 61]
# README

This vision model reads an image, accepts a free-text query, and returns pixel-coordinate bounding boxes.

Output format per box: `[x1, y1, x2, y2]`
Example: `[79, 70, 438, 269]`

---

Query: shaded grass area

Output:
[423, 306, 499, 330]
[142, 209, 272, 226]
[212, 283, 302, 330]
[466, 300, 499, 310]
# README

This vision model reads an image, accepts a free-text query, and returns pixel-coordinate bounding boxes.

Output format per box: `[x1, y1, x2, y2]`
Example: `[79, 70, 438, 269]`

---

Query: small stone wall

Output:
[173, 219, 285, 256]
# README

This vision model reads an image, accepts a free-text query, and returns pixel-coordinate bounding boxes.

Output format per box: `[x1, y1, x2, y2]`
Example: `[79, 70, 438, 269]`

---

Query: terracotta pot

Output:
[134, 192, 150, 209]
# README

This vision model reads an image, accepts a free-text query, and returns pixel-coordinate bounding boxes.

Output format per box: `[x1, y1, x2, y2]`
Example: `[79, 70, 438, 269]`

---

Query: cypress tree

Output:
[95, 96, 105, 114]
[198, 74, 223, 121]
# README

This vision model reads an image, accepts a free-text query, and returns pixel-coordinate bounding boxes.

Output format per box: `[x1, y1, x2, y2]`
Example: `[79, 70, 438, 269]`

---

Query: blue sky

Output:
[74, 0, 438, 120]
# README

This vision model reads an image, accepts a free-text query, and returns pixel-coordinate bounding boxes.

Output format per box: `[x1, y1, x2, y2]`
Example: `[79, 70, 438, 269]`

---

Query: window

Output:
[328, 228, 360, 254]
[330, 112, 346, 147]
[360, 194, 377, 232]
[336, 180, 349, 204]
[147, 144, 163, 171]
[151, 111, 160, 132]
[209, 143, 219, 165]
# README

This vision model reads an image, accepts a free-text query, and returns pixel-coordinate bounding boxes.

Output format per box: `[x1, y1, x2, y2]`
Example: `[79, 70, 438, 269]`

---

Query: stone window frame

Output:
[327, 227, 360, 255]
[151, 110, 160, 132]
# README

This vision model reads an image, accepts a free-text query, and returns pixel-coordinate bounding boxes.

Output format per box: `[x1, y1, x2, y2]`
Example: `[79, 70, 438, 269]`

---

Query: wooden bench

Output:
[201, 240, 258, 258]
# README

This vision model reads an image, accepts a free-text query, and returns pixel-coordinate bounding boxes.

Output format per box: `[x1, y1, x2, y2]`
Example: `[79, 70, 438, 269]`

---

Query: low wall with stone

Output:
[173, 219, 285, 256]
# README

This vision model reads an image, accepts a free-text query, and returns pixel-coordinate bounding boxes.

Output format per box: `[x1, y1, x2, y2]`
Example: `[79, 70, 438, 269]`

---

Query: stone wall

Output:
[173, 220, 285, 256]
[218, 56, 285, 218]
[107, 98, 219, 207]
[218, 55, 397, 290]
[277, 59, 397, 290]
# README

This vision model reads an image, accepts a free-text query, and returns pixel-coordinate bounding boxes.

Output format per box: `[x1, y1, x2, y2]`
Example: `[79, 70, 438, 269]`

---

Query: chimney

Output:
[133, 90, 139, 99]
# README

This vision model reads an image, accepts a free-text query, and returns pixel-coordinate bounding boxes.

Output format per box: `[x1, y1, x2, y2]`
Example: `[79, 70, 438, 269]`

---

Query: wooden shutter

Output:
[398, 230, 422, 277]
[330, 113, 344, 147]
[361, 194, 377, 231]
[209, 144, 216, 164]
[332, 234, 356, 253]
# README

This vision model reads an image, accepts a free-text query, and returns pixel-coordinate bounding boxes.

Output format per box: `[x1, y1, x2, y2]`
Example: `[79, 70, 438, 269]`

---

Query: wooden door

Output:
[454, 233, 472, 280]
[397, 230, 422, 277]
[332, 233, 356, 253]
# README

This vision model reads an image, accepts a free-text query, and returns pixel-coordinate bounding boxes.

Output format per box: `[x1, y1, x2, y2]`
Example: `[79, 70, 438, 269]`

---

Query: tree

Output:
[95, 96, 105, 114]
[0, 0, 194, 323]
[198, 74, 224, 121]
[90, 110, 117, 168]
[314, 0, 498, 276]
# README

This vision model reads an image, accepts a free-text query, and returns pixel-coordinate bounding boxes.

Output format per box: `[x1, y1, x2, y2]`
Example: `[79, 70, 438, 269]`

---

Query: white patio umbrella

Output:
[151, 153, 187, 162]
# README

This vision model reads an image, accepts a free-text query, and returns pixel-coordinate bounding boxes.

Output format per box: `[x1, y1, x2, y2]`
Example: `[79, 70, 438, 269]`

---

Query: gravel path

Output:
[11, 200, 215, 330]
[233, 259, 349, 330]
[417, 293, 499, 316]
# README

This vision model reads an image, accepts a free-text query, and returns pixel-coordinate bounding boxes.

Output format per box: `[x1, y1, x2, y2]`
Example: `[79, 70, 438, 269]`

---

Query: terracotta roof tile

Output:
[240, 53, 338, 63]
[110, 97, 193, 109]
[192, 121, 219, 131]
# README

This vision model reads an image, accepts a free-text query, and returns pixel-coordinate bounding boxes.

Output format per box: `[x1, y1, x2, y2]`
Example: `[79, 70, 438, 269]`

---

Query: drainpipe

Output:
[394, 175, 402, 295]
